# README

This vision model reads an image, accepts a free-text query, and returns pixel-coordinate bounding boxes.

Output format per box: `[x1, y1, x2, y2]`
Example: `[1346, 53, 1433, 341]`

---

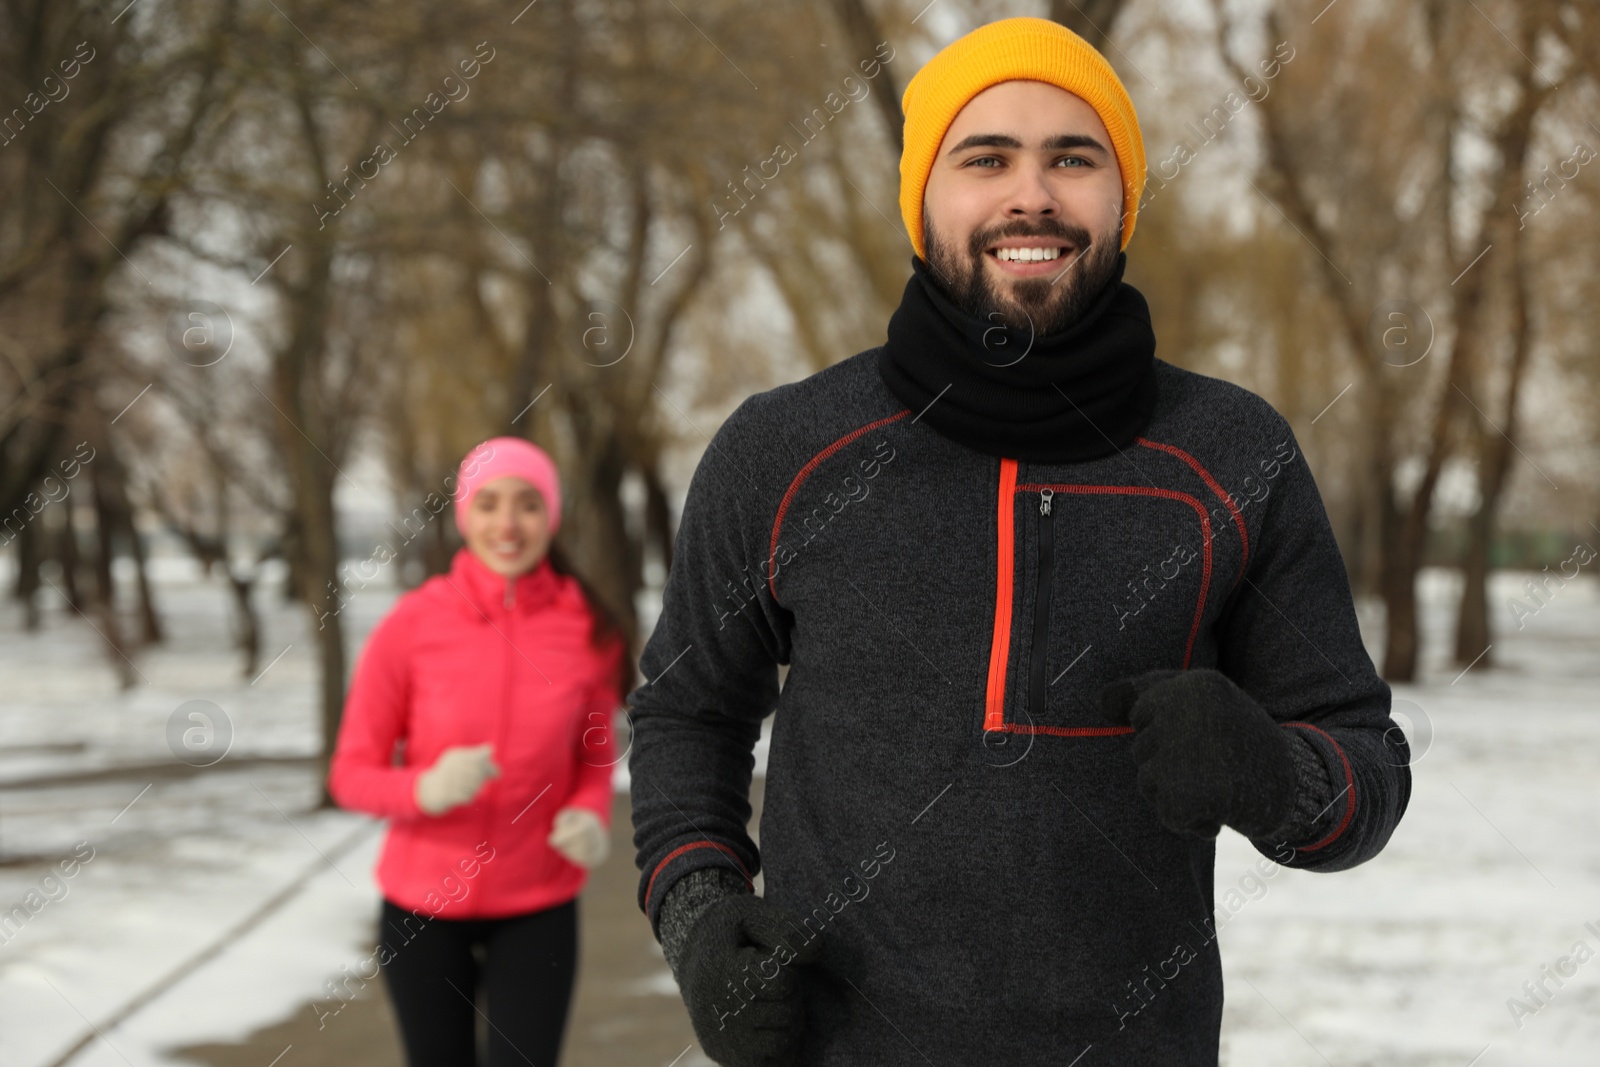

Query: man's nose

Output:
[1005, 164, 1059, 219]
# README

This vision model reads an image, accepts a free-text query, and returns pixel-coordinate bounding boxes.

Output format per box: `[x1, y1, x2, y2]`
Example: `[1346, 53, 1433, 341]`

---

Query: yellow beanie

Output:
[898, 17, 1146, 258]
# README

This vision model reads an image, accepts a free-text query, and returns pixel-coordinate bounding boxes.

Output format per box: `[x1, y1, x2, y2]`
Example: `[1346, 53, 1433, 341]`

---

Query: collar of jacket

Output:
[875, 249, 1160, 463]
[447, 545, 562, 615]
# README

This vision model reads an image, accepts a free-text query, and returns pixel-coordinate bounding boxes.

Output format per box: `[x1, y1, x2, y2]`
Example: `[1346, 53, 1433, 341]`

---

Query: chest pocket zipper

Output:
[1028, 488, 1054, 719]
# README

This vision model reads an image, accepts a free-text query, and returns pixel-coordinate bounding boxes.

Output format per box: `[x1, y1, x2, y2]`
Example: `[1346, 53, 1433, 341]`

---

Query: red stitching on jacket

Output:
[1014, 483, 1214, 669]
[1282, 722, 1356, 851]
[767, 409, 911, 602]
[989, 722, 1134, 738]
[1135, 436, 1249, 590]
[646, 840, 754, 911]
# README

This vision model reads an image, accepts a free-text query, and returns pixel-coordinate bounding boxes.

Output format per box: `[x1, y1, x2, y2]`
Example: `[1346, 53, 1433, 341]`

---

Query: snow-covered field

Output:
[0, 557, 1596, 1066]
[0, 559, 401, 1067]
[1216, 567, 1600, 1067]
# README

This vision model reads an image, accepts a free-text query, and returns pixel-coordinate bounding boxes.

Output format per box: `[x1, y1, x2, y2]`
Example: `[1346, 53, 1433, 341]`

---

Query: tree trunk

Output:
[1454, 185, 1535, 668]
[1354, 447, 1385, 600]
[1454, 503, 1493, 667]
[14, 515, 42, 630]
[280, 514, 305, 604]
[87, 453, 135, 687]
[89, 446, 119, 615]
[228, 572, 262, 680]
[642, 460, 674, 576]
[127, 510, 162, 645]
[505, 0, 577, 433]
[1378, 471, 1421, 680]
[94, 419, 163, 644]
[583, 439, 642, 645]
[271, 202, 346, 807]
[57, 500, 81, 611]
[286, 412, 344, 810]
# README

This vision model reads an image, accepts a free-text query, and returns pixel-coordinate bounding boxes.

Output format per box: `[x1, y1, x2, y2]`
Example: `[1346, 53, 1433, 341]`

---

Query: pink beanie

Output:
[452, 437, 563, 538]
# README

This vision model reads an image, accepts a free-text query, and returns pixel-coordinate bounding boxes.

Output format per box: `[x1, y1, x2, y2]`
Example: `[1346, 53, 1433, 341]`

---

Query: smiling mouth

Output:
[988, 245, 1069, 263]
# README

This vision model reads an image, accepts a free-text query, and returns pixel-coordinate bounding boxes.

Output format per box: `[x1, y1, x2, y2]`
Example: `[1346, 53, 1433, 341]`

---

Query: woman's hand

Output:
[414, 744, 499, 815]
[547, 806, 609, 868]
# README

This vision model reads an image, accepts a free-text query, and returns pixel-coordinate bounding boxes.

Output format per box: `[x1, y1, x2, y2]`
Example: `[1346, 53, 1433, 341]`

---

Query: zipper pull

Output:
[504, 578, 514, 609]
[1039, 488, 1053, 515]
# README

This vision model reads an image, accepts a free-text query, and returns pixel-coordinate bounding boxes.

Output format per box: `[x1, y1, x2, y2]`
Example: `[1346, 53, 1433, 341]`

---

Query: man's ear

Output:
[1108, 195, 1128, 247]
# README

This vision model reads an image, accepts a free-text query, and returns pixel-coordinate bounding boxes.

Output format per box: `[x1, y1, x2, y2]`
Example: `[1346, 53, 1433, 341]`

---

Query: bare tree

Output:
[1208, 0, 1575, 680]
[1453, 5, 1600, 663]
[0, 0, 238, 578]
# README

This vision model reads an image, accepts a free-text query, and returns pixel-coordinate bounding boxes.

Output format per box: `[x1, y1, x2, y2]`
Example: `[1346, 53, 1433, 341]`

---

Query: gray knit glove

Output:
[657, 866, 821, 1066]
[658, 865, 752, 984]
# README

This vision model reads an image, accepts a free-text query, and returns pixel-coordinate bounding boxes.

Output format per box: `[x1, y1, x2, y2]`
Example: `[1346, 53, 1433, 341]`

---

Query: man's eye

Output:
[1056, 156, 1089, 167]
[968, 156, 1002, 168]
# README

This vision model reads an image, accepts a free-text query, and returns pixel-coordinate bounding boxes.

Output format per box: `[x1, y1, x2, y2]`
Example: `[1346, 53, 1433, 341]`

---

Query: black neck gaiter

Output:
[876, 251, 1159, 463]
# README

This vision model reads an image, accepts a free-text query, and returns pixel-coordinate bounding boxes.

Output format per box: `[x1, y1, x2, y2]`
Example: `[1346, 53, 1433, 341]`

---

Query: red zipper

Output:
[984, 460, 1215, 737]
[982, 458, 1019, 731]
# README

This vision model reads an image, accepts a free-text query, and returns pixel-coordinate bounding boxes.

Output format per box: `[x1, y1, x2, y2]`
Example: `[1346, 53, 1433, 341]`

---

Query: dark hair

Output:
[545, 541, 637, 697]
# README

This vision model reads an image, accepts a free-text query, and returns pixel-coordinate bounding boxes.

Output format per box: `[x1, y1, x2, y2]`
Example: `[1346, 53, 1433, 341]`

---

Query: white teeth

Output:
[995, 246, 1062, 262]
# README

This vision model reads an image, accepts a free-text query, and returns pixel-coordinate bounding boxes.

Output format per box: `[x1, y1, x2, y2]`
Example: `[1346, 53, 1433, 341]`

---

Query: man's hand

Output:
[414, 744, 499, 816]
[1100, 668, 1297, 840]
[678, 892, 822, 1066]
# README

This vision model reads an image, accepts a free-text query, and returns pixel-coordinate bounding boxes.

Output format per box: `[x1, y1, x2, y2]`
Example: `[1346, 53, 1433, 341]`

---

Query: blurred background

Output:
[1, 0, 1597, 1064]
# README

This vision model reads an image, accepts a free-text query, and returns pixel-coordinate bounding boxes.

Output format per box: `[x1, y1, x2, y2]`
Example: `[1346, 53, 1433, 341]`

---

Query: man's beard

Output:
[923, 213, 1122, 339]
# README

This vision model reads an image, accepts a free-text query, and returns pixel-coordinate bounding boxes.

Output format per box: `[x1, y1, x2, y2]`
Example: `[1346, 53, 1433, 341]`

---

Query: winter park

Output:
[3, 2, 1599, 1066]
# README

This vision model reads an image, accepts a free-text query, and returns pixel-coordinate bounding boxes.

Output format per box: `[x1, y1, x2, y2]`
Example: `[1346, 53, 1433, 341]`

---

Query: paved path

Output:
[171, 781, 768, 1067]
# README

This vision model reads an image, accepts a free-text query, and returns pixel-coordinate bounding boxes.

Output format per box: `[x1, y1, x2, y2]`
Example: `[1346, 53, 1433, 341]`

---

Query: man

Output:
[628, 17, 1410, 1066]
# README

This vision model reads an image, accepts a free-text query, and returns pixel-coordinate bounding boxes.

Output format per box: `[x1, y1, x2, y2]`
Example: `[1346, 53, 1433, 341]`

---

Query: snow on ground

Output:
[0, 558, 403, 1067]
[0, 556, 1596, 1066]
[1215, 567, 1600, 1066]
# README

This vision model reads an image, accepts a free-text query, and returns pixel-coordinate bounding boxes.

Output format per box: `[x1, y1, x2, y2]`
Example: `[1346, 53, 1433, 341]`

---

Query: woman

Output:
[328, 436, 632, 1067]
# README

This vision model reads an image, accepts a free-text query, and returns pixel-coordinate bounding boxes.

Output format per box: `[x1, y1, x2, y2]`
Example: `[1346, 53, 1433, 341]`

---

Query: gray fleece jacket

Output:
[627, 349, 1411, 1065]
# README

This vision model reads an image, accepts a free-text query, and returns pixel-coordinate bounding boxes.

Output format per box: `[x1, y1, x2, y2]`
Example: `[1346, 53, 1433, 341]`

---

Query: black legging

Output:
[377, 895, 578, 1067]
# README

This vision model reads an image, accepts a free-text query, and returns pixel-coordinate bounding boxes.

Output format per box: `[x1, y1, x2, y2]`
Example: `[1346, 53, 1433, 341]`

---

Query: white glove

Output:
[414, 744, 499, 815]
[547, 807, 609, 869]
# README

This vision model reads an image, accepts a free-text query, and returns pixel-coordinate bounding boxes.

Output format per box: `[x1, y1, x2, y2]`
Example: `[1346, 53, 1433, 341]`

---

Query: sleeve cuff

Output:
[641, 839, 756, 940]
[656, 865, 753, 985]
[1262, 727, 1338, 845]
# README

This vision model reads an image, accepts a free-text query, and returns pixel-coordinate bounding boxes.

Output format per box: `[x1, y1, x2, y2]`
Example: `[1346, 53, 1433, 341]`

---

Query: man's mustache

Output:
[965, 221, 1093, 257]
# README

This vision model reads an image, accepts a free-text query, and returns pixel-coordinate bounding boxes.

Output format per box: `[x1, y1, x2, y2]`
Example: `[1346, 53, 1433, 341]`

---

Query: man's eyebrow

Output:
[1043, 133, 1110, 156]
[945, 133, 1022, 155]
[945, 132, 1110, 157]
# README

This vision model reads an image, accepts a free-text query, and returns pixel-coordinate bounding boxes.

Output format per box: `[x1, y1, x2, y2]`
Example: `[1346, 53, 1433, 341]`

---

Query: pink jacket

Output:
[328, 547, 625, 919]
